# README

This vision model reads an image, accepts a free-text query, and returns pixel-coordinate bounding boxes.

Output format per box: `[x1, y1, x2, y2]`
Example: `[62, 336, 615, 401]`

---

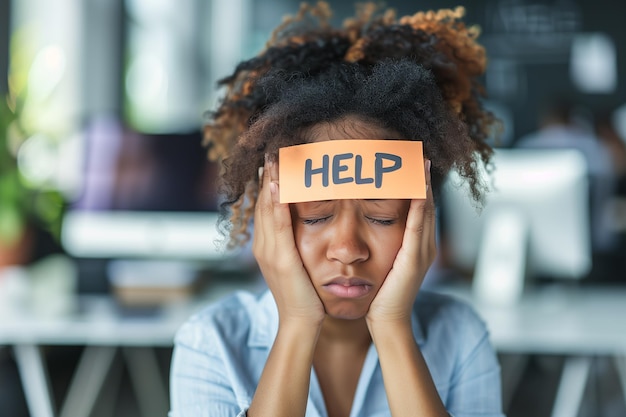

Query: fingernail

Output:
[269, 181, 278, 202]
[258, 166, 264, 180]
[426, 159, 431, 172]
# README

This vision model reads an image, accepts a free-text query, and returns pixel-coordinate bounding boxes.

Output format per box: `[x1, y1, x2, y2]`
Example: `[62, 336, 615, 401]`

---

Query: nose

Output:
[326, 217, 370, 265]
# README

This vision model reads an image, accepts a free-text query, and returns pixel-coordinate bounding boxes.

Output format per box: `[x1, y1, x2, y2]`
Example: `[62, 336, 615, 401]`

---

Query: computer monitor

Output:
[61, 115, 233, 260]
[440, 148, 592, 305]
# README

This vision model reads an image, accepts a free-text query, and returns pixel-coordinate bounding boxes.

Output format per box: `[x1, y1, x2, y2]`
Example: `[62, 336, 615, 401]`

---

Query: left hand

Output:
[366, 160, 437, 325]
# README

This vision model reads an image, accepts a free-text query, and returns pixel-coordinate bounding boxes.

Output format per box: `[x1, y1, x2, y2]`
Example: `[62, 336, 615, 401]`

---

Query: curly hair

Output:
[204, 2, 499, 247]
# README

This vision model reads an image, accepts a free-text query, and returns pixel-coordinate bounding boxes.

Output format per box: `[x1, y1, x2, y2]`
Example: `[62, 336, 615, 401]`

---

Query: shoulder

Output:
[174, 289, 276, 351]
[415, 289, 482, 320]
[414, 290, 488, 342]
[413, 290, 498, 384]
[415, 292, 504, 415]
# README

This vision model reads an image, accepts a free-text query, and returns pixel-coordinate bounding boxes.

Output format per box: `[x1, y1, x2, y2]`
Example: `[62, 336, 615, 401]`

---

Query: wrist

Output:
[274, 298, 326, 328]
[366, 308, 412, 328]
[277, 315, 324, 340]
[367, 316, 413, 342]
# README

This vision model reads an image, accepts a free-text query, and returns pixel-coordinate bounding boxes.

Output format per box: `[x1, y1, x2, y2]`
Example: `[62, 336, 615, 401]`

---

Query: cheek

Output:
[369, 224, 406, 270]
[291, 223, 322, 267]
[379, 230, 404, 262]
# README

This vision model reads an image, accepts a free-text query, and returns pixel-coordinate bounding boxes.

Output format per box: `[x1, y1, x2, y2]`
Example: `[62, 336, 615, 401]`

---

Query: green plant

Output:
[0, 92, 65, 247]
[0, 93, 23, 245]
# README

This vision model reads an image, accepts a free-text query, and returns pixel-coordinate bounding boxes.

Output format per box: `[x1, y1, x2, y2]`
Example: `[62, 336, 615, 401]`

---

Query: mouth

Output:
[321, 277, 373, 299]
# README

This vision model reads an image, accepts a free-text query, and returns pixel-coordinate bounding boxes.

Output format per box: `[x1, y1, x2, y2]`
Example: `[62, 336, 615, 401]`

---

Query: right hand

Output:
[253, 156, 326, 326]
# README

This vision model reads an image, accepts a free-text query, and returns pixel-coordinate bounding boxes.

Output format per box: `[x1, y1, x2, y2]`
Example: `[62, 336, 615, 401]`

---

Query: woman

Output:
[170, 3, 504, 416]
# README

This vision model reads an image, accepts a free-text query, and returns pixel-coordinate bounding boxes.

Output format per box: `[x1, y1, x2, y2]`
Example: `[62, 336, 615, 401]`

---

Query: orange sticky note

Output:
[279, 140, 426, 203]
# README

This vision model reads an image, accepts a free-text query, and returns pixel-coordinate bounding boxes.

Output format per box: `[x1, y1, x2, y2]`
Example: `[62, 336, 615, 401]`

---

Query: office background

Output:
[1, 0, 626, 416]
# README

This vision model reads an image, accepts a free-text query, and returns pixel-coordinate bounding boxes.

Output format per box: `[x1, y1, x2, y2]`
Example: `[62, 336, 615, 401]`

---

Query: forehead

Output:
[303, 115, 405, 142]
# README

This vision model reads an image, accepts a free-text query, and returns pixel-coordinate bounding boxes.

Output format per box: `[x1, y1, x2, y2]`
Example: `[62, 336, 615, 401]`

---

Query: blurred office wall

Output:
[7, 0, 625, 141]
[385, 0, 624, 143]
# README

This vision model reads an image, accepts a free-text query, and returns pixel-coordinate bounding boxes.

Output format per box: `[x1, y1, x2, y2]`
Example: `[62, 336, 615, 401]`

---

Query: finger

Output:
[254, 157, 273, 248]
[404, 158, 433, 238]
[266, 158, 295, 245]
[260, 155, 275, 211]
[421, 159, 436, 247]
[401, 199, 424, 253]
[268, 153, 279, 184]
[414, 193, 437, 256]
[400, 160, 436, 259]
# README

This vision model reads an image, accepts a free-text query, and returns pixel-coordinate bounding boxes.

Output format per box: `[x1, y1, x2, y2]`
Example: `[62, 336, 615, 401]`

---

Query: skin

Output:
[248, 116, 446, 417]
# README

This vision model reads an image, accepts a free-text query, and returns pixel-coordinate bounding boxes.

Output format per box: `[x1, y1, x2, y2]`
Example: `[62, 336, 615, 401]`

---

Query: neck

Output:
[318, 317, 372, 350]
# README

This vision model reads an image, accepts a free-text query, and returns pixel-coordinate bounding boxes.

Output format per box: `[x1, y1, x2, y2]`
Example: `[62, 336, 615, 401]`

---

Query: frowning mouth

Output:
[322, 277, 373, 299]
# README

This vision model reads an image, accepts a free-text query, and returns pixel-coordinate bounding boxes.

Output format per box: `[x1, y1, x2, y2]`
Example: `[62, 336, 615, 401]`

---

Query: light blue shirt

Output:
[169, 289, 504, 417]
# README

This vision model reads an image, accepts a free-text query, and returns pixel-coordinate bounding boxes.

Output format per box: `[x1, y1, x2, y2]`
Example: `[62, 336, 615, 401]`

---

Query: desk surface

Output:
[0, 280, 263, 347]
[437, 283, 626, 355]
[2, 277, 626, 354]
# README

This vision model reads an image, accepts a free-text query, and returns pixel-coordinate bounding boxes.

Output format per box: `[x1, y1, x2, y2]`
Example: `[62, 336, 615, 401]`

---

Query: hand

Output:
[367, 160, 437, 325]
[252, 156, 326, 325]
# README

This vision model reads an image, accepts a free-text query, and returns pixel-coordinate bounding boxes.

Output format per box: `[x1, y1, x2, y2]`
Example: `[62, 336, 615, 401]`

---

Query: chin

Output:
[327, 313, 367, 321]
[324, 301, 370, 321]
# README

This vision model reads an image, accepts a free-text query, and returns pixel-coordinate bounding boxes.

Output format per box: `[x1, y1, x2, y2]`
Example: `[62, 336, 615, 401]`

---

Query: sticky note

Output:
[278, 140, 426, 203]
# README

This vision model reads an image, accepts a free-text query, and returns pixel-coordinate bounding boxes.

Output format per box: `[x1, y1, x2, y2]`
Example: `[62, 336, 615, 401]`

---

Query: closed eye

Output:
[302, 216, 332, 225]
[365, 216, 395, 226]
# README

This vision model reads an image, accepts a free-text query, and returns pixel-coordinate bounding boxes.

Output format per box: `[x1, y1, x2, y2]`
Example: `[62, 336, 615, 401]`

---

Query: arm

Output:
[370, 312, 504, 417]
[247, 156, 325, 417]
[247, 320, 320, 416]
[366, 161, 447, 417]
[369, 320, 447, 417]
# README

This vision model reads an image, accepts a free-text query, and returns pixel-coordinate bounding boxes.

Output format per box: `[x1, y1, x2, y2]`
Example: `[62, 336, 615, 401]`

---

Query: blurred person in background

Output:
[594, 108, 626, 282]
[169, 2, 504, 417]
[594, 108, 626, 188]
[516, 96, 619, 277]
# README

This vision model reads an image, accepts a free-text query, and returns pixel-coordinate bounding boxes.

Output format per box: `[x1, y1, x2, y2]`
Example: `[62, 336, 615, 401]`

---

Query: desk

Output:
[436, 283, 626, 417]
[0, 275, 263, 417]
[3, 263, 625, 417]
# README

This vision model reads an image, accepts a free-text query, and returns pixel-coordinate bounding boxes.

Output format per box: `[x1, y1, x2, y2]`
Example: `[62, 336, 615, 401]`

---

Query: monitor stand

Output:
[472, 207, 528, 306]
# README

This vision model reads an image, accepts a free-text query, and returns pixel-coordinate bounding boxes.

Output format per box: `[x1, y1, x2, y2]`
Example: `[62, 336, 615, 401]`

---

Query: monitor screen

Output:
[440, 148, 592, 303]
[61, 115, 233, 261]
